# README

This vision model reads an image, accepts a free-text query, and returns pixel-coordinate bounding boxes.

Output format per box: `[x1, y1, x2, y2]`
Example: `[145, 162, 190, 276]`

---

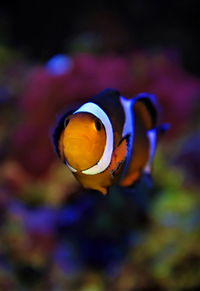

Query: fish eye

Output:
[64, 118, 70, 127]
[95, 119, 102, 131]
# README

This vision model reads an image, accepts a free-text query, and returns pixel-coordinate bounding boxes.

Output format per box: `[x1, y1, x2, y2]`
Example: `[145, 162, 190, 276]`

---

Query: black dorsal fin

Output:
[89, 88, 125, 147]
[133, 93, 158, 129]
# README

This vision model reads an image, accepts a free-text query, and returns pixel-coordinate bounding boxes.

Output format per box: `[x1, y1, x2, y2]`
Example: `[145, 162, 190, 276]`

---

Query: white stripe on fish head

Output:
[67, 102, 114, 175]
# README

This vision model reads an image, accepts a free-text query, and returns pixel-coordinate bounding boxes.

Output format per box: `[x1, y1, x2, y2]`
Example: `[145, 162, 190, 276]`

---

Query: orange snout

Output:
[62, 113, 106, 171]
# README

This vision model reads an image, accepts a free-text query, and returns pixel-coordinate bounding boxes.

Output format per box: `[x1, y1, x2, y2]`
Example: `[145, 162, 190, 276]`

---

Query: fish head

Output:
[61, 112, 106, 172]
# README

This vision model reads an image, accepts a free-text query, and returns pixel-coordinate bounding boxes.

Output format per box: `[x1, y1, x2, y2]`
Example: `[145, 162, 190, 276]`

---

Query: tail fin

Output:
[156, 123, 171, 140]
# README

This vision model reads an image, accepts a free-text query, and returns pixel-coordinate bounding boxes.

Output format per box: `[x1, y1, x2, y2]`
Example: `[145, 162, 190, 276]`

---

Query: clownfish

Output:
[53, 89, 168, 195]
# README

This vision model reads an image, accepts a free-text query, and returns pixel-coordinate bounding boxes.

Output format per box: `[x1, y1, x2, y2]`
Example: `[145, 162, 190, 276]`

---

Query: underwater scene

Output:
[0, 3, 200, 290]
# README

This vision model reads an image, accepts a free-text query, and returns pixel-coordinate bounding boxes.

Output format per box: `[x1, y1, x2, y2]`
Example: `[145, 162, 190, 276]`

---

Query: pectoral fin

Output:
[108, 137, 128, 177]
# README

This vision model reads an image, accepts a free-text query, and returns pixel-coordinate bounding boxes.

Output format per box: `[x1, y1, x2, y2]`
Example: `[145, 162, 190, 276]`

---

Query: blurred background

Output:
[0, 1, 200, 290]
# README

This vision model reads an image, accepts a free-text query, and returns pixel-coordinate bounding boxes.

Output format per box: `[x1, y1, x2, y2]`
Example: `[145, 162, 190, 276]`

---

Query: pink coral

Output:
[12, 52, 200, 177]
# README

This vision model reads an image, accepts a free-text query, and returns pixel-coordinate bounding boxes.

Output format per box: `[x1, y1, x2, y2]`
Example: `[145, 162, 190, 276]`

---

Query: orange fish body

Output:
[53, 89, 166, 194]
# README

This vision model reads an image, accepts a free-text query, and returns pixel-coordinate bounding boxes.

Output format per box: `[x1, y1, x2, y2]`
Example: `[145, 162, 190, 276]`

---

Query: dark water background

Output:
[0, 1, 199, 289]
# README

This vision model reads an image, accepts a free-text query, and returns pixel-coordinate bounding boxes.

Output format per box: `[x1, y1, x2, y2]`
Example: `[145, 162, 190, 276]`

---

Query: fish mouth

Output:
[63, 135, 102, 171]
[63, 137, 90, 169]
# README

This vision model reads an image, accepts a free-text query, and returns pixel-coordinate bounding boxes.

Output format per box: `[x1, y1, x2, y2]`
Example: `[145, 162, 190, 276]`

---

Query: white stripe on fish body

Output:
[144, 128, 157, 173]
[120, 96, 134, 137]
[119, 96, 135, 180]
[70, 102, 114, 175]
